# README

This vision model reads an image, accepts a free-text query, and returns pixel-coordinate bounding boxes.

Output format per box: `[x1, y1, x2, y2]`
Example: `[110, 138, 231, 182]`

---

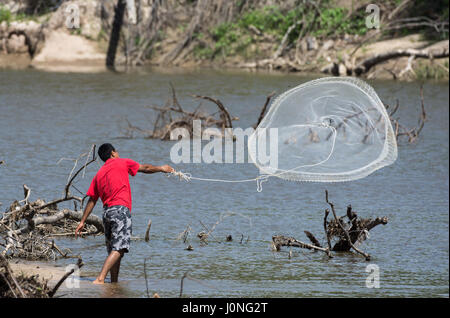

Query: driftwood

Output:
[325, 190, 371, 260]
[121, 84, 240, 140]
[0, 145, 103, 260]
[354, 46, 449, 75]
[322, 0, 449, 78]
[144, 218, 152, 242]
[122, 84, 279, 141]
[272, 190, 388, 261]
[11, 209, 103, 236]
[176, 224, 192, 245]
[272, 235, 332, 258]
[322, 84, 427, 144]
[196, 211, 242, 244]
[178, 270, 216, 298]
[47, 258, 83, 298]
[388, 84, 427, 143]
[0, 254, 27, 297]
[124, 83, 427, 144]
[1, 254, 83, 298]
[175, 212, 251, 250]
[253, 91, 276, 129]
[239, 57, 302, 72]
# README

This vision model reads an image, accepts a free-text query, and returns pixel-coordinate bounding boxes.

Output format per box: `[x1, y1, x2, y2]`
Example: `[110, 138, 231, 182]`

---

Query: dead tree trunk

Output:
[331, 206, 388, 252]
[106, 0, 126, 70]
[272, 190, 388, 261]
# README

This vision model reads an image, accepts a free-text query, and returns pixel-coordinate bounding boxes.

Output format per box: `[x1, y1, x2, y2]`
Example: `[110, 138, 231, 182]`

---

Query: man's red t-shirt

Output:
[87, 158, 140, 211]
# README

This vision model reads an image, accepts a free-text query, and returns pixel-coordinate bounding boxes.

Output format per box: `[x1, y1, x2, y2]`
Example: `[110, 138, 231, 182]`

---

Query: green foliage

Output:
[193, 45, 214, 60]
[207, 5, 307, 58]
[211, 22, 242, 56]
[0, 6, 11, 23]
[0, 5, 39, 23]
[314, 7, 367, 37]
[206, 4, 370, 60]
[238, 5, 286, 33]
[238, 5, 305, 41]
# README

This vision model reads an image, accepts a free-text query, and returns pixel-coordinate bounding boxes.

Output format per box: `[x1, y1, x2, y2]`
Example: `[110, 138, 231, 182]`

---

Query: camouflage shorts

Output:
[102, 205, 132, 254]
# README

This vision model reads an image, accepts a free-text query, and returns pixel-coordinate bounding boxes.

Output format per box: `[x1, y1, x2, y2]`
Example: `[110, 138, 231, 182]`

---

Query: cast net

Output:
[248, 77, 397, 182]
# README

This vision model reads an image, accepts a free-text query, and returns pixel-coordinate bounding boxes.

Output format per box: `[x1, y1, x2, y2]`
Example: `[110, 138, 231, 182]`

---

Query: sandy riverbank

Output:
[8, 259, 70, 285]
[6, 259, 108, 297]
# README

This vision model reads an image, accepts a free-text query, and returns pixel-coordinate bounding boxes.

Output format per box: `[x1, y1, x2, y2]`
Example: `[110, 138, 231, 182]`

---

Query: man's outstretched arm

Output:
[138, 164, 174, 174]
[75, 197, 97, 237]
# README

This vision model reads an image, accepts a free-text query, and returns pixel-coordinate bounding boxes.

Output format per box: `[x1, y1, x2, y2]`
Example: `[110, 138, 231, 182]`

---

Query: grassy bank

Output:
[0, 0, 448, 79]
[194, 3, 369, 60]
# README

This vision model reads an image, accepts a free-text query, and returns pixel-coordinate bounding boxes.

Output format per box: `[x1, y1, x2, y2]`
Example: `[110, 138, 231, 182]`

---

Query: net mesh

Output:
[249, 77, 398, 182]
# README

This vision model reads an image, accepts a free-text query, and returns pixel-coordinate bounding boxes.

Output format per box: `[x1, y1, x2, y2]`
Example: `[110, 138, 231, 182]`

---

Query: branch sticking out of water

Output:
[272, 190, 388, 261]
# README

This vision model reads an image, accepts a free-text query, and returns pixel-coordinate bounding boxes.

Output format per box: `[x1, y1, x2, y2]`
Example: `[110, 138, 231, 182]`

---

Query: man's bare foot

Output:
[93, 278, 105, 284]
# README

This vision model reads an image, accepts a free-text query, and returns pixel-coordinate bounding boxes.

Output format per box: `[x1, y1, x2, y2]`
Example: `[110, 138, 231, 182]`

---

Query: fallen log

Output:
[354, 46, 449, 75]
[12, 209, 103, 236]
[0, 146, 101, 260]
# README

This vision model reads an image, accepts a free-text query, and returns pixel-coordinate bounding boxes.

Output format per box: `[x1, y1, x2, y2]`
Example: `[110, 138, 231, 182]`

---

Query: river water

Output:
[0, 68, 448, 297]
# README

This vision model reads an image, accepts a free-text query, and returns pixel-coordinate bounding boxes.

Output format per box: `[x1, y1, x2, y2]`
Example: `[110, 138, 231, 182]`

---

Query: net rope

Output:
[168, 124, 337, 192]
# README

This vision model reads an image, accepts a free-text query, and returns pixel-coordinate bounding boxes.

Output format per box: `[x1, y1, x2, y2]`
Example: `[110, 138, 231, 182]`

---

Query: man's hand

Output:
[160, 164, 174, 173]
[75, 197, 96, 238]
[75, 221, 85, 238]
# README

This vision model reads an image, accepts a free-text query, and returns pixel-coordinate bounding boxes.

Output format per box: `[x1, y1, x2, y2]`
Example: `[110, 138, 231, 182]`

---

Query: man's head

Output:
[98, 143, 119, 162]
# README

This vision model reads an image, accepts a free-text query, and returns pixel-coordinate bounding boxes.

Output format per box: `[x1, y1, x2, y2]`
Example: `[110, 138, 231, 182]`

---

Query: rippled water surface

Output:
[0, 68, 448, 297]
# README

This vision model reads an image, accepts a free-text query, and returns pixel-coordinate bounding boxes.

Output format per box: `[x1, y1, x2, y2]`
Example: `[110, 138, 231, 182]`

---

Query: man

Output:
[75, 143, 174, 284]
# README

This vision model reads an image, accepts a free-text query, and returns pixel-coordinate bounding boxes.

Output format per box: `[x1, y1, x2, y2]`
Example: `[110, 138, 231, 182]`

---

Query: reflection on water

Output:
[0, 68, 448, 297]
[99, 281, 134, 298]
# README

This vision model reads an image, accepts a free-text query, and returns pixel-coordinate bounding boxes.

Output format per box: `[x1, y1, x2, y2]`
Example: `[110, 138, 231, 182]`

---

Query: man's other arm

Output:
[75, 197, 97, 237]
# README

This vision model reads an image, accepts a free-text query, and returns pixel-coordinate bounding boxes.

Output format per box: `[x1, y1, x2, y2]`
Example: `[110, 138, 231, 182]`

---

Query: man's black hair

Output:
[98, 143, 115, 162]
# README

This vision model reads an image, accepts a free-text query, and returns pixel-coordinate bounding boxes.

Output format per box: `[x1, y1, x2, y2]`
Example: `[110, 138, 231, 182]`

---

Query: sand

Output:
[8, 259, 68, 286]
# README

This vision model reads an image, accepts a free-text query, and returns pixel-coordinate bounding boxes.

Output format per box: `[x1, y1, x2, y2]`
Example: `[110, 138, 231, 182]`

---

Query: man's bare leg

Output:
[93, 250, 124, 284]
[110, 255, 122, 283]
